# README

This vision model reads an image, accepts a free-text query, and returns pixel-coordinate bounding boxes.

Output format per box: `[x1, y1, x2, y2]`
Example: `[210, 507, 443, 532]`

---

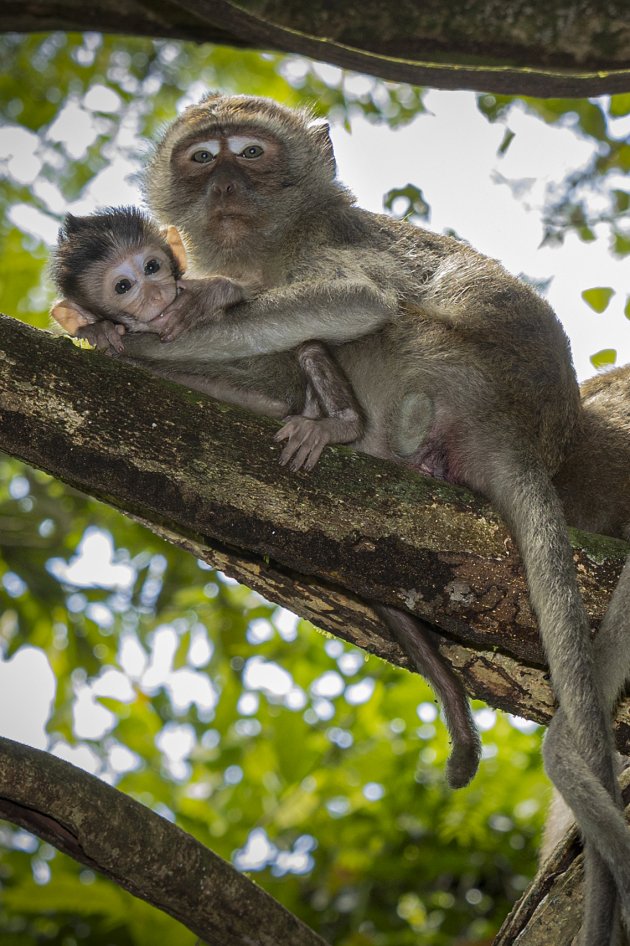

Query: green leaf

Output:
[613, 233, 630, 257]
[625, 296, 630, 320]
[498, 128, 515, 156]
[581, 287, 615, 313]
[609, 93, 630, 117]
[383, 183, 430, 223]
[590, 349, 617, 369]
[613, 190, 630, 213]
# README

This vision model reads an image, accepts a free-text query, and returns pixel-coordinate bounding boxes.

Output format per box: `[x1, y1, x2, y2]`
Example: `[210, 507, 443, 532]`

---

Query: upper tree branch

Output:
[2, 0, 629, 97]
[1, 315, 628, 743]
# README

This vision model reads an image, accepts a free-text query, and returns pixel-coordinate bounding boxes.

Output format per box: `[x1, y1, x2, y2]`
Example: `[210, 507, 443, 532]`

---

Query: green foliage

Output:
[383, 184, 430, 224]
[477, 93, 630, 256]
[0, 450, 547, 945]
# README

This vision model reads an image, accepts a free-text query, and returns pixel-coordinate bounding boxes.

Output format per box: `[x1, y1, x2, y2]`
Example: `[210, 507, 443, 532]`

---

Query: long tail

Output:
[486, 451, 616, 780]
[545, 555, 630, 939]
[375, 604, 481, 788]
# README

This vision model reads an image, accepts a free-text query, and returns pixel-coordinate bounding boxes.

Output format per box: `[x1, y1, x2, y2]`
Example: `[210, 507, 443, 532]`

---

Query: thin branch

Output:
[495, 769, 630, 944]
[0, 737, 329, 946]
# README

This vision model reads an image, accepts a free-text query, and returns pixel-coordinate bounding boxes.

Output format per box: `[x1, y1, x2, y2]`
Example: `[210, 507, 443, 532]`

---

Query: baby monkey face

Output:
[94, 244, 179, 326]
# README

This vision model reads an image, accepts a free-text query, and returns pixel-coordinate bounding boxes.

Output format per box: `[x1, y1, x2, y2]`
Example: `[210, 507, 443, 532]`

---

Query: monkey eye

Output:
[240, 144, 264, 159]
[144, 259, 161, 276]
[115, 278, 132, 295]
[191, 149, 215, 164]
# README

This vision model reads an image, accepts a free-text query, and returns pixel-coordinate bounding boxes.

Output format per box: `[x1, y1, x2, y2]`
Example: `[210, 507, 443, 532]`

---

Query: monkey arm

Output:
[148, 276, 248, 343]
[120, 279, 397, 363]
[77, 320, 127, 353]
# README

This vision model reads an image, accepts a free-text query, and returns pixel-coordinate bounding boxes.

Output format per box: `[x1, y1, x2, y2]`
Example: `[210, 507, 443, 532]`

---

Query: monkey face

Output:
[145, 95, 340, 263]
[86, 244, 179, 327]
[168, 129, 288, 241]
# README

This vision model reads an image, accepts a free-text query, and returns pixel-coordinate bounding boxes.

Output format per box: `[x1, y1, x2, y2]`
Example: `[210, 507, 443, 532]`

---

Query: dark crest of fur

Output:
[50, 206, 179, 306]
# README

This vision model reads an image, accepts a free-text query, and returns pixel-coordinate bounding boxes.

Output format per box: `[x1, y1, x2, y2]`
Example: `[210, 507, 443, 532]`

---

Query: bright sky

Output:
[0, 81, 626, 782]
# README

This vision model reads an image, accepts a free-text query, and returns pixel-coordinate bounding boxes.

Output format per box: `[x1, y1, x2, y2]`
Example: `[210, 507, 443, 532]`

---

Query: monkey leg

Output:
[374, 605, 481, 788]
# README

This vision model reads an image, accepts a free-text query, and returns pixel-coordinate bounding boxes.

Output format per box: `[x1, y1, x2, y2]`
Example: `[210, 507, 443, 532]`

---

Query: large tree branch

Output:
[1, 314, 629, 744]
[0, 736, 329, 946]
[2, 0, 629, 97]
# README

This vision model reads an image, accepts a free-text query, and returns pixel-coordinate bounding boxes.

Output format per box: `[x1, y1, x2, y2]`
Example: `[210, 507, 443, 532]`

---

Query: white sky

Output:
[0, 83, 628, 767]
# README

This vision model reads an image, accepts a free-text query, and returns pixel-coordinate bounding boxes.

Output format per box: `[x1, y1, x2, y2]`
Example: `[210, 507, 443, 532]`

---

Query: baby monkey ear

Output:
[163, 225, 188, 275]
[50, 299, 98, 335]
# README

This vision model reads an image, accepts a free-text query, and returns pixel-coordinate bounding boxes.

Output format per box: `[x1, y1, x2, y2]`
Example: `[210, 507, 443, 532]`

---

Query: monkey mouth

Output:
[211, 209, 251, 220]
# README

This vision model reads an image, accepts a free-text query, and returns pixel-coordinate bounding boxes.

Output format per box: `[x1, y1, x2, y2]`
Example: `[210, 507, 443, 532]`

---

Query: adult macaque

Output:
[49, 205, 481, 787]
[111, 93, 626, 939]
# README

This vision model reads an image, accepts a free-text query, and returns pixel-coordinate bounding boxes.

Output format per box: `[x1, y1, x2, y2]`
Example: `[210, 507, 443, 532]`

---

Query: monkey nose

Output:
[211, 180, 236, 197]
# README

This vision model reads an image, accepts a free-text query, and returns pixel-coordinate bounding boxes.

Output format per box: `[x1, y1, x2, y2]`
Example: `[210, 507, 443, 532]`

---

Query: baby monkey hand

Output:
[150, 276, 248, 342]
[77, 320, 126, 354]
[276, 416, 339, 472]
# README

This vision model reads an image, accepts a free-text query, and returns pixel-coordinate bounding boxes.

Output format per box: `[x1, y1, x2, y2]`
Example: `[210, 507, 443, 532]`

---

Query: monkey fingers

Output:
[275, 416, 329, 471]
[151, 278, 241, 343]
[148, 293, 204, 343]
[77, 320, 126, 354]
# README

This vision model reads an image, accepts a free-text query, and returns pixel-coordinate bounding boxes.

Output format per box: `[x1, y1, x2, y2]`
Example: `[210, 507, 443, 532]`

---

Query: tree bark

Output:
[2, 0, 629, 97]
[1, 313, 629, 745]
[0, 737, 329, 946]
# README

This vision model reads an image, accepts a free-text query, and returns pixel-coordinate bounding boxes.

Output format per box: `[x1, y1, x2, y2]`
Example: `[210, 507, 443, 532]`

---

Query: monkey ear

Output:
[50, 299, 97, 335]
[164, 225, 188, 274]
[308, 119, 336, 173]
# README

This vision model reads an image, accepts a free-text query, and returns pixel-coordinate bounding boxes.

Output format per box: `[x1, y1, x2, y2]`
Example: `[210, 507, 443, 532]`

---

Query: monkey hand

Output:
[275, 416, 333, 472]
[150, 276, 246, 342]
[77, 320, 126, 354]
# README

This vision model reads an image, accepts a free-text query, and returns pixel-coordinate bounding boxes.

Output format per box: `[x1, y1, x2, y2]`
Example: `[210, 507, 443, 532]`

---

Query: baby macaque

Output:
[50, 206, 244, 354]
[49, 206, 366, 473]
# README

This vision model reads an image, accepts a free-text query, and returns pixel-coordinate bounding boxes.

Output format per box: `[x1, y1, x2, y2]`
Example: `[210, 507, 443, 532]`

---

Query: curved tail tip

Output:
[446, 740, 482, 789]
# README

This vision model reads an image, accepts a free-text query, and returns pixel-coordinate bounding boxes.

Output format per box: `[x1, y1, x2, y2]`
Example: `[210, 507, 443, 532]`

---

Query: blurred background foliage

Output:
[0, 29, 628, 946]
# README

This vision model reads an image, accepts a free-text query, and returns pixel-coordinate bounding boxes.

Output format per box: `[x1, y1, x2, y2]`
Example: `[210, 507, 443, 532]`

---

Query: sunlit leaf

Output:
[609, 93, 630, 117]
[498, 128, 515, 155]
[590, 348, 617, 369]
[581, 286, 615, 313]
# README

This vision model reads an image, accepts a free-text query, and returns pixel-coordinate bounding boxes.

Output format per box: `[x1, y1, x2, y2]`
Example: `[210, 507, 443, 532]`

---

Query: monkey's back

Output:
[555, 365, 630, 540]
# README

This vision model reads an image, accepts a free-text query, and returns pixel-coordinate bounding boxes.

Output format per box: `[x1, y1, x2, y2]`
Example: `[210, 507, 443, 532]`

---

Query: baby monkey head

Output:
[50, 206, 187, 336]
